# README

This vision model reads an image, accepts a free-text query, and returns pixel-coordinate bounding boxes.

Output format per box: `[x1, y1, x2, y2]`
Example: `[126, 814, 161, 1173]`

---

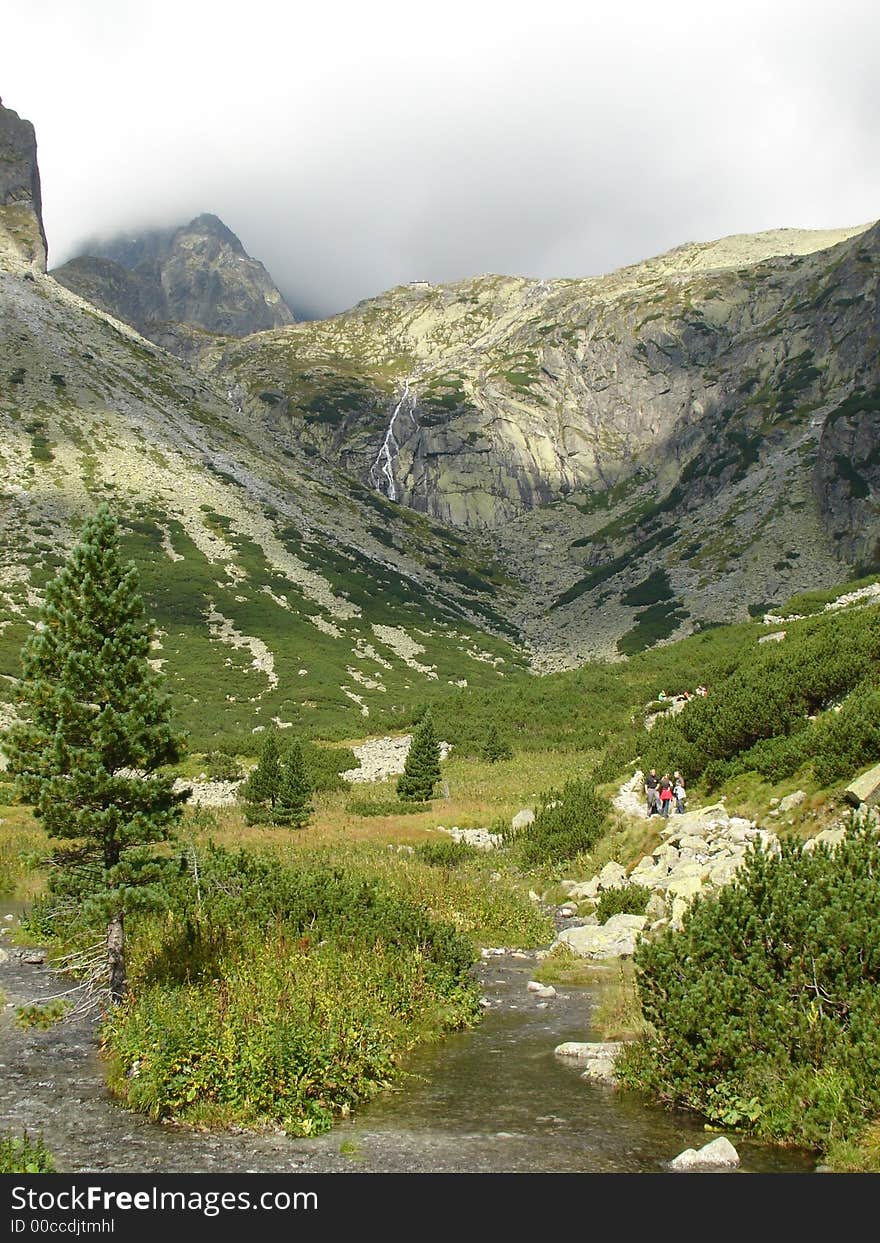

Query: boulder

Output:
[567, 878, 600, 900]
[555, 913, 647, 959]
[803, 825, 847, 853]
[597, 861, 628, 890]
[844, 762, 880, 809]
[511, 807, 536, 831]
[669, 1136, 740, 1171]
[778, 790, 807, 813]
[554, 1040, 623, 1061]
[527, 981, 557, 998]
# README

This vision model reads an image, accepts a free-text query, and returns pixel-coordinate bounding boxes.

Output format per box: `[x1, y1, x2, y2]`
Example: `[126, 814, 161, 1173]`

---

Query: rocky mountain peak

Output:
[0, 98, 48, 272]
[52, 212, 295, 346]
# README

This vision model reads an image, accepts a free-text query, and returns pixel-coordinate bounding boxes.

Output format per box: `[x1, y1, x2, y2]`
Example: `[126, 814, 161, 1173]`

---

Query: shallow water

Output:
[0, 904, 816, 1174]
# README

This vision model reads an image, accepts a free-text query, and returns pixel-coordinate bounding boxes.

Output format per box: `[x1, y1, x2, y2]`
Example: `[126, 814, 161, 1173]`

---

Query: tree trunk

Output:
[107, 912, 126, 1004]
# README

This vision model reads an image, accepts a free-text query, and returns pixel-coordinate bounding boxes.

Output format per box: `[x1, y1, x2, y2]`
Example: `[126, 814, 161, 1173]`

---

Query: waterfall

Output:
[369, 380, 416, 501]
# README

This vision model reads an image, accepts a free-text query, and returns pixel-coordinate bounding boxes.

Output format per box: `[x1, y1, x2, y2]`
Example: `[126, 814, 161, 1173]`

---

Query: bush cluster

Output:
[101, 846, 481, 1134]
[0, 1130, 55, 1174]
[345, 798, 430, 817]
[514, 779, 610, 867]
[645, 609, 880, 786]
[414, 839, 480, 868]
[595, 882, 650, 924]
[617, 816, 880, 1151]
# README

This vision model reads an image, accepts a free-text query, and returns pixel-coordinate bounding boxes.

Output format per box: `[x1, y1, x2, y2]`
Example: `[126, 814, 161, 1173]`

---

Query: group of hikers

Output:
[644, 768, 687, 817]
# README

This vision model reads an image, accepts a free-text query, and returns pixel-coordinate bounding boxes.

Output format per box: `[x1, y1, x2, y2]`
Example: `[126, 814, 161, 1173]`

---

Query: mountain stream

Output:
[0, 901, 816, 1175]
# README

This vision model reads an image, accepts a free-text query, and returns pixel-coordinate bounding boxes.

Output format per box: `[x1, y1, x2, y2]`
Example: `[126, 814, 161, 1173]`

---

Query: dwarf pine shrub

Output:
[595, 882, 650, 924]
[645, 608, 880, 784]
[515, 779, 609, 867]
[617, 815, 880, 1152]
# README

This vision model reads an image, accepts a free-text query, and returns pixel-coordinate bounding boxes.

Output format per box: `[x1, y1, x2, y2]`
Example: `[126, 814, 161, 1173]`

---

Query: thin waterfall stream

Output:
[0, 901, 817, 1175]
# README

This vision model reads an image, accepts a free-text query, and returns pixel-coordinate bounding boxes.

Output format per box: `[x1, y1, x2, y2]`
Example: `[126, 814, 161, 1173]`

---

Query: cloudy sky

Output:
[3, 0, 878, 318]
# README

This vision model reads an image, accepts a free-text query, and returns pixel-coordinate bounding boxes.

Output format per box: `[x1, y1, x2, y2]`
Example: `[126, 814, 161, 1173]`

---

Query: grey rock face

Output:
[0, 100, 47, 270]
[53, 213, 294, 344]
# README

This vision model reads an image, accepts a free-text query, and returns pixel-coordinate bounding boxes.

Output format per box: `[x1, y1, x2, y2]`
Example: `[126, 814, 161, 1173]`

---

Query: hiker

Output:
[673, 771, 687, 814]
[658, 773, 674, 817]
[644, 768, 660, 816]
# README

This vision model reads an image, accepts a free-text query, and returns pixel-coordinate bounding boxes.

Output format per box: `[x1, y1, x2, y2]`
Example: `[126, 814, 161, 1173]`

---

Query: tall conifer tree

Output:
[273, 739, 313, 828]
[397, 709, 442, 802]
[241, 729, 281, 823]
[4, 506, 187, 1002]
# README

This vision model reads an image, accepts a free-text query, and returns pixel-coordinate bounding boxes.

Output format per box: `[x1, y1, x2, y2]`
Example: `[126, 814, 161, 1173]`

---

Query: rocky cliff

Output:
[52, 213, 295, 346]
[214, 221, 879, 663]
[0, 99, 47, 271]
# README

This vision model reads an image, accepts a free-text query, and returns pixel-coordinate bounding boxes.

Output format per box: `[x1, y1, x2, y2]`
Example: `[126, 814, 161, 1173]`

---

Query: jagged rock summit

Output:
[53, 211, 294, 350]
[0, 98, 47, 272]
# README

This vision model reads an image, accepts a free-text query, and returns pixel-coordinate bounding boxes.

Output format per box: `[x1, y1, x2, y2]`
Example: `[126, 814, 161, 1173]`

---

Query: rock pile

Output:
[341, 735, 452, 783]
[551, 795, 781, 959]
[172, 778, 242, 807]
[439, 826, 503, 851]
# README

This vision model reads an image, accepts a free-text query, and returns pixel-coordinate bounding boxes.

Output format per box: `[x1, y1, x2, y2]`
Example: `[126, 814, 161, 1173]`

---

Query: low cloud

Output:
[4, 0, 878, 318]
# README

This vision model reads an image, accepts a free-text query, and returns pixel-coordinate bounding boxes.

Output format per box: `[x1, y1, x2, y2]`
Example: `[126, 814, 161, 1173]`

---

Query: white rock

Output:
[511, 807, 535, 831]
[670, 1136, 740, 1170]
[568, 878, 600, 900]
[778, 790, 807, 812]
[554, 1041, 623, 1060]
[597, 861, 628, 890]
[803, 826, 847, 852]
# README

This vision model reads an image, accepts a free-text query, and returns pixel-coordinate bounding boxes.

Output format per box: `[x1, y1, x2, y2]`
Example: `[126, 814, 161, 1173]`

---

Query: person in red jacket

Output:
[658, 773, 674, 817]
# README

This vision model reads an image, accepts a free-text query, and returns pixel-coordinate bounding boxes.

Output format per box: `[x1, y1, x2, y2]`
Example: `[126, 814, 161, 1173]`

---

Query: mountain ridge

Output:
[52, 213, 295, 349]
[1, 97, 878, 725]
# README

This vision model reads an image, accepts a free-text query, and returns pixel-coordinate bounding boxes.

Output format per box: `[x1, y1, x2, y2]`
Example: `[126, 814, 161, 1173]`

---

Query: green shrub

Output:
[482, 724, 513, 763]
[515, 780, 610, 867]
[345, 798, 429, 817]
[0, 1130, 55, 1173]
[617, 815, 880, 1153]
[101, 847, 482, 1134]
[414, 839, 480, 868]
[595, 882, 650, 924]
[202, 751, 245, 781]
[301, 741, 357, 793]
[646, 608, 880, 783]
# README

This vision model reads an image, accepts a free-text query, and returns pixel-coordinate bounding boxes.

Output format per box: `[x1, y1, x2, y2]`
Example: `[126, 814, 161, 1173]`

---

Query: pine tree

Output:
[4, 506, 187, 1002]
[241, 729, 281, 823]
[397, 710, 442, 802]
[272, 740, 313, 828]
[483, 723, 513, 763]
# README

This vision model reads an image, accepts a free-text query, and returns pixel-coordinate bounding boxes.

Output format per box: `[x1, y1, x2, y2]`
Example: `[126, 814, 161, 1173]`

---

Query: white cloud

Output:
[2, 0, 878, 317]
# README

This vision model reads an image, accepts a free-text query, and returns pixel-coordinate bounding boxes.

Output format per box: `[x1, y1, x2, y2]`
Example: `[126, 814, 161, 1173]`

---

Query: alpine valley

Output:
[2, 98, 878, 743]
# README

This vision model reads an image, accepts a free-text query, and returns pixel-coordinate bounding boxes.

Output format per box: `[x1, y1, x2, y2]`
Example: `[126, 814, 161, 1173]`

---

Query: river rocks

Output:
[553, 786, 785, 954]
[527, 981, 557, 999]
[669, 1135, 740, 1171]
[555, 914, 647, 959]
[554, 1041, 623, 1086]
